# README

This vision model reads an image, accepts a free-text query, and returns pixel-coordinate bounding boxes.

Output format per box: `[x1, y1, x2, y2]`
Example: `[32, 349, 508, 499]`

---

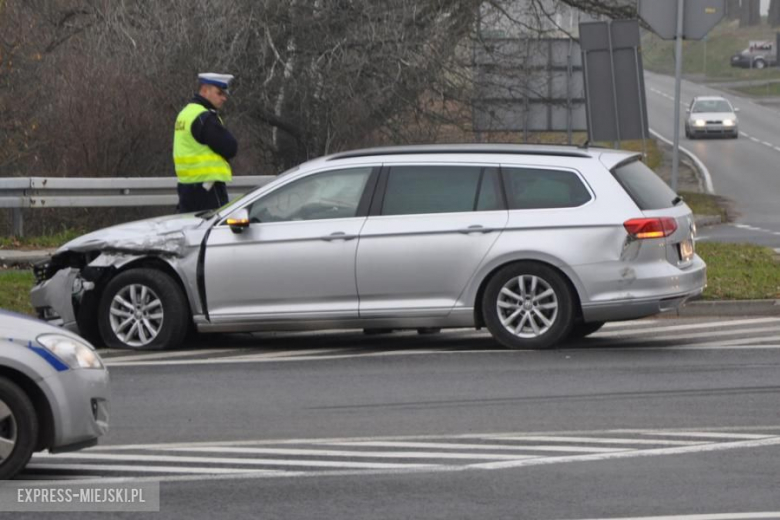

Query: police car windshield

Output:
[197, 166, 300, 219]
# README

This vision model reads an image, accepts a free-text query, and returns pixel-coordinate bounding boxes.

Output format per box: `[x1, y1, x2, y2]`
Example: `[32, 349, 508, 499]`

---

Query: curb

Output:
[694, 214, 722, 228]
[677, 299, 780, 317]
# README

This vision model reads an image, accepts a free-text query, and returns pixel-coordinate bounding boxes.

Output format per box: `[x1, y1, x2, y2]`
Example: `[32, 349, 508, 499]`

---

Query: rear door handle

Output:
[321, 232, 357, 241]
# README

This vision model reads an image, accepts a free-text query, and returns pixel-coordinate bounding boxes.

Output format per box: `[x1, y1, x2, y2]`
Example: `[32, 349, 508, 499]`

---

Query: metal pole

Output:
[12, 208, 23, 238]
[703, 37, 707, 76]
[607, 21, 621, 149]
[634, 45, 648, 160]
[567, 39, 573, 146]
[671, 0, 685, 192]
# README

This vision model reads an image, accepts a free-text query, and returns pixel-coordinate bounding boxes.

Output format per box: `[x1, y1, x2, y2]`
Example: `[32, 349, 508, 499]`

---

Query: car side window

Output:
[247, 167, 372, 223]
[502, 167, 591, 210]
[381, 165, 499, 216]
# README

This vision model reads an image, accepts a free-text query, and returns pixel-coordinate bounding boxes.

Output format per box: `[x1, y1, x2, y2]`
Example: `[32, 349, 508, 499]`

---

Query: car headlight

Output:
[36, 334, 104, 369]
[723, 119, 735, 127]
[694, 120, 706, 127]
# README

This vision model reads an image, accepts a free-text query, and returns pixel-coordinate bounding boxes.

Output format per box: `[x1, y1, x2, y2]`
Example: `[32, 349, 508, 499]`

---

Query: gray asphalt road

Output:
[644, 71, 780, 247]
[15, 317, 780, 519]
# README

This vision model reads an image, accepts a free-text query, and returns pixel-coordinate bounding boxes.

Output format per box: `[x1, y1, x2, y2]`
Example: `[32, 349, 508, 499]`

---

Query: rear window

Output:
[503, 168, 591, 210]
[612, 159, 677, 210]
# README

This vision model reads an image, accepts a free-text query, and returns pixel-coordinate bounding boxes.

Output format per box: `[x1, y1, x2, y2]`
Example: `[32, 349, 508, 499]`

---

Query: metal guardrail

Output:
[0, 176, 275, 237]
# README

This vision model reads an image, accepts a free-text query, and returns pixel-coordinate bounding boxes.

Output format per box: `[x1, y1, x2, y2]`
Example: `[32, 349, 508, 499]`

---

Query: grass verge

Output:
[679, 191, 731, 222]
[732, 82, 780, 97]
[0, 270, 35, 315]
[642, 20, 780, 82]
[696, 242, 780, 300]
[0, 229, 84, 250]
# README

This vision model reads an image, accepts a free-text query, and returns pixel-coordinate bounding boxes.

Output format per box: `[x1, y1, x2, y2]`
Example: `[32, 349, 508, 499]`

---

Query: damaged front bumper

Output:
[30, 267, 83, 333]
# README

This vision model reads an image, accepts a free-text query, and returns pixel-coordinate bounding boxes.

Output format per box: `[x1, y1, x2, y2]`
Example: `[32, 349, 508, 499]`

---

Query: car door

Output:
[356, 164, 508, 317]
[204, 166, 377, 322]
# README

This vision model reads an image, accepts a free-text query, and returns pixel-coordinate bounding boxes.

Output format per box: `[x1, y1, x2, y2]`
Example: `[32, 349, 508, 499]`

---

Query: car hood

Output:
[688, 111, 736, 121]
[57, 213, 208, 256]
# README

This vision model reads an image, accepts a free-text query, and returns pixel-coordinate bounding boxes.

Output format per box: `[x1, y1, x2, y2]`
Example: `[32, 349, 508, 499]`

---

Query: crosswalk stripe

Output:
[593, 318, 780, 338]
[164, 447, 538, 460]
[104, 348, 248, 364]
[488, 435, 704, 446]
[25, 463, 278, 475]
[228, 348, 350, 360]
[601, 325, 780, 344]
[638, 431, 775, 440]
[321, 441, 628, 453]
[33, 452, 439, 470]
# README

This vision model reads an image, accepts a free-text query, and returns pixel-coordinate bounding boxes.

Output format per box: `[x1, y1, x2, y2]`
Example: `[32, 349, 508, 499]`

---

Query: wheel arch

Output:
[472, 257, 585, 329]
[0, 367, 54, 452]
[84, 255, 195, 323]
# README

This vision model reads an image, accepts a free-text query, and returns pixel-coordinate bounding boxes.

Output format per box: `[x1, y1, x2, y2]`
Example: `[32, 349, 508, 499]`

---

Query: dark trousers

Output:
[176, 182, 229, 213]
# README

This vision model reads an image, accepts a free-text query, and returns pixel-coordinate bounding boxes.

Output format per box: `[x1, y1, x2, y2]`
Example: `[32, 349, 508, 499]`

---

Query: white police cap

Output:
[197, 73, 234, 92]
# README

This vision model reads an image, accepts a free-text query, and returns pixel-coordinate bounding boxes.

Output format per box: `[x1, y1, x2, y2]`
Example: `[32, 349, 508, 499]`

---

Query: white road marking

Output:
[559, 513, 780, 520]
[638, 431, 773, 440]
[488, 435, 703, 446]
[762, 141, 773, 147]
[34, 452, 438, 470]
[104, 348, 247, 364]
[468, 435, 780, 470]
[600, 324, 780, 343]
[25, 463, 279, 475]
[681, 336, 780, 349]
[593, 318, 780, 338]
[164, 447, 537, 461]
[322, 441, 628, 453]
[602, 320, 661, 329]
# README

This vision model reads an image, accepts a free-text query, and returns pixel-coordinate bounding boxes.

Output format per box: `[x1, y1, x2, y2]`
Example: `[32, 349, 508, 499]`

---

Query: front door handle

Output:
[458, 225, 493, 234]
[321, 232, 357, 241]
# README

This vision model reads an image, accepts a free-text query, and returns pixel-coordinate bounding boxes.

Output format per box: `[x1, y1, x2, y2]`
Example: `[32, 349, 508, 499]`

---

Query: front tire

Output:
[98, 268, 190, 350]
[482, 262, 574, 350]
[0, 377, 38, 480]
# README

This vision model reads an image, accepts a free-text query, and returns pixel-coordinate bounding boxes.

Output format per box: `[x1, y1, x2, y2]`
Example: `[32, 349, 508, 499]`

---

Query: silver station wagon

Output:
[31, 145, 706, 351]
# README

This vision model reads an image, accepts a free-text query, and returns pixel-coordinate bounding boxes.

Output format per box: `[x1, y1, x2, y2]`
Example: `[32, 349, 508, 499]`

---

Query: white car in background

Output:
[685, 96, 739, 139]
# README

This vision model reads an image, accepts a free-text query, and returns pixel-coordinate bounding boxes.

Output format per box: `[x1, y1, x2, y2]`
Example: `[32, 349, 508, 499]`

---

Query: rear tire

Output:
[569, 321, 606, 340]
[98, 268, 190, 350]
[0, 377, 38, 480]
[482, 262, 574, 350]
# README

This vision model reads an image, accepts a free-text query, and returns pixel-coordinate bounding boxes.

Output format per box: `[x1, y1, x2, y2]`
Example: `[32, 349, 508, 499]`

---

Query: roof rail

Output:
[326, 144, 592, 161]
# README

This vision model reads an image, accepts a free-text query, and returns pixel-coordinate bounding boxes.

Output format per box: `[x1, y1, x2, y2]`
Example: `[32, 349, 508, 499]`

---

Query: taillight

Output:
[623, 217, 678, 239]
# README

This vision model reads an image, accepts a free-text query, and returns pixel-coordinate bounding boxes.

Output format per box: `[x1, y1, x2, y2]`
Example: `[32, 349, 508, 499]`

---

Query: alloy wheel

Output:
[0, 399, 17, 462]
[496, 275, 559, 338]
[109, 284, 164, 347]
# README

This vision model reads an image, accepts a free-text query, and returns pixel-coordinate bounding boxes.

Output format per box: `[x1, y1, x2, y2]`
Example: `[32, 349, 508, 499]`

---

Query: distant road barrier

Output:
[0, 176, 275, 237]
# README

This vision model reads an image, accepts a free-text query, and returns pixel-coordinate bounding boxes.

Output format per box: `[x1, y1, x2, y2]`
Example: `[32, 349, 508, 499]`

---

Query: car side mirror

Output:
[226, 208, 251, 234]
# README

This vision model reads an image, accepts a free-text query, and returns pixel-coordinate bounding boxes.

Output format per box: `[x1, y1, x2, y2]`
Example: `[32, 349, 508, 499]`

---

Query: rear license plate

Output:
[678, 239, 694, 262]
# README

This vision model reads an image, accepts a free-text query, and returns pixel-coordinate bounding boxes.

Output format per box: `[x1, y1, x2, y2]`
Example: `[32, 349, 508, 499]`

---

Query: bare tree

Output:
[726, 0, 741, 20]
[769, 0, 780, 27]
[740, 0, 761, 27]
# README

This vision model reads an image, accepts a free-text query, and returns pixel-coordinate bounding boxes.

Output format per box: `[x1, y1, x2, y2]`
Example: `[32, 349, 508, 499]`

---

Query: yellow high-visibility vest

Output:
[173, 103, 232, 184]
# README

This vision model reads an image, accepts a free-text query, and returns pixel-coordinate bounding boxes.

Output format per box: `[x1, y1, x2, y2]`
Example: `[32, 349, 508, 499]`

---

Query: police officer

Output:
[173, 73, 238, 213]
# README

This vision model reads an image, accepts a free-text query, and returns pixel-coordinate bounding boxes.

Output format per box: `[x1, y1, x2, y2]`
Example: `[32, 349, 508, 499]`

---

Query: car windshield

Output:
[692, 100, 732, 113]
[196, 166, 300, 219]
